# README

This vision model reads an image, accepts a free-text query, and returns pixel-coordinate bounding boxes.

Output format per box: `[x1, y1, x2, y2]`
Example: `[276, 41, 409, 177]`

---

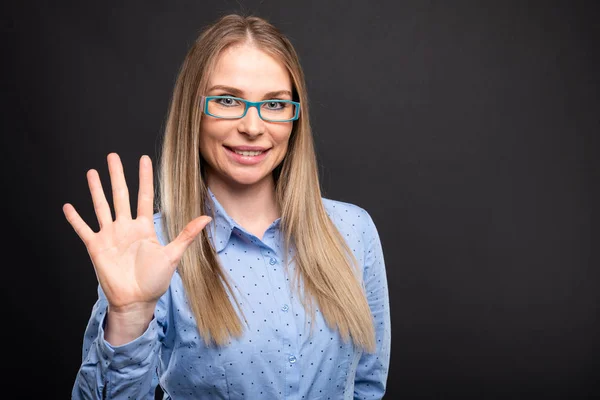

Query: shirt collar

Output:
[205, 187, 282, 253]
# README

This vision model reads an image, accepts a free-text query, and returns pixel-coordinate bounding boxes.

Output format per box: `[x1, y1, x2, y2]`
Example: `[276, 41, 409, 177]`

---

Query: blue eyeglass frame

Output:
[201, 95, 301, 122]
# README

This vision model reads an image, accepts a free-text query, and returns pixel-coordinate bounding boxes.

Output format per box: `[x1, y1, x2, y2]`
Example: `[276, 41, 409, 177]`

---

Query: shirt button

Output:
[281, 304, 289, 312]
[288, 355, 297, 364]
[269, 258, 277, 265]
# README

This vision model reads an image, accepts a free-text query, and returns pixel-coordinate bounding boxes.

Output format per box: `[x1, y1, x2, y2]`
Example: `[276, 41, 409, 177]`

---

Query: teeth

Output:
[234, 150, 264, 156]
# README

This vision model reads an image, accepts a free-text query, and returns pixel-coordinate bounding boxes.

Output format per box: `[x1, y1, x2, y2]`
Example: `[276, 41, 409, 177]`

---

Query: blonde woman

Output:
[64, 13, 391, 399]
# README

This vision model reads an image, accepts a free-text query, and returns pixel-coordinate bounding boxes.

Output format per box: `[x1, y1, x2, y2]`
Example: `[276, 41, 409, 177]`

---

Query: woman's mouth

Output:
[224, 146, 270, 165]
[233, 149, 264, 156]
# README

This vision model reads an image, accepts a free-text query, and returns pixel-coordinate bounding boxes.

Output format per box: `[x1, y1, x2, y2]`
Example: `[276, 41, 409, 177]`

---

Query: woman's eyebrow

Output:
[207, 85, 292, 99]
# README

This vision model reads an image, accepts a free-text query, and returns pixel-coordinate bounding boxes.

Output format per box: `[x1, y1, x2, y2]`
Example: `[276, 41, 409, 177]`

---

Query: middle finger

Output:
[107, 152, 132, 220]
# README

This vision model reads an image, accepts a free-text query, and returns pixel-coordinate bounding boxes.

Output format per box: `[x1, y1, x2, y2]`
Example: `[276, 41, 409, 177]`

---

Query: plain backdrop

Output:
[2, 1, 599, 398]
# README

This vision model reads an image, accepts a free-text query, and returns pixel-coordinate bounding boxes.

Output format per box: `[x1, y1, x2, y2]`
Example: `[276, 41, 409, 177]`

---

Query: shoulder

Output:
[321, 197, 377, 244]
[323, 194, 364, 214]
[322, 197, 374, 224]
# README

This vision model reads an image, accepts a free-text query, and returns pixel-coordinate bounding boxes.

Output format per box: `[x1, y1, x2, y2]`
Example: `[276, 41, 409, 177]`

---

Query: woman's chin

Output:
[226, 173, 272, 188]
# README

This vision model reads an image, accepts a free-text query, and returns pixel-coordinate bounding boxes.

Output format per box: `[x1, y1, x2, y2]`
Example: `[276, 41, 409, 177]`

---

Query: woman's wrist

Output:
[104, 302, 157, 346]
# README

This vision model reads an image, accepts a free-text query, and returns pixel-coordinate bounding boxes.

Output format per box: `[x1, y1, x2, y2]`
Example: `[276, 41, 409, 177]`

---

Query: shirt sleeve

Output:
[354, 210, 391, 399]
[71, 284, 170, 399]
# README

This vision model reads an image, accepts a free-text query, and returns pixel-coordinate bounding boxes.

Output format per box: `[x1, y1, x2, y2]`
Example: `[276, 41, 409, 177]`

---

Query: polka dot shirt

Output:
[72, 188, 391, 399]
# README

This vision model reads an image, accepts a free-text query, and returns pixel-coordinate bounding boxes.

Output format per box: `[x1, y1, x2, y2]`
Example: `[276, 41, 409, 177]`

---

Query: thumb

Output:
[164, 215, 213, 267]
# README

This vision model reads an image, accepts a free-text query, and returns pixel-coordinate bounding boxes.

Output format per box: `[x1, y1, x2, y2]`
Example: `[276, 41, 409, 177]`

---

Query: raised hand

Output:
[63, 153, 211, 341]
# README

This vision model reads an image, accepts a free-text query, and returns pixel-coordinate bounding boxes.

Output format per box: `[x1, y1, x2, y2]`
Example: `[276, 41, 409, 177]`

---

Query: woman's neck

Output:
[206, 174, 280, 238]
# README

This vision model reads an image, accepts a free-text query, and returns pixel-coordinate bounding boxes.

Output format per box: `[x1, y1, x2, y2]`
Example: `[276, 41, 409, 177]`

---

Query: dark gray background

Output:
[2, 0, 598, 398]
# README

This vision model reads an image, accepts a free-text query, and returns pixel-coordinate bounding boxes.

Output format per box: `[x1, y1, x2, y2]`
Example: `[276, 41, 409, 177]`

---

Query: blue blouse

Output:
[72, 189, 391, 399]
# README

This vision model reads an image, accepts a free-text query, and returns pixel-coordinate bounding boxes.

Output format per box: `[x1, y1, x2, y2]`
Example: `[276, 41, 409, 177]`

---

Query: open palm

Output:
[63, 153, 211, 313]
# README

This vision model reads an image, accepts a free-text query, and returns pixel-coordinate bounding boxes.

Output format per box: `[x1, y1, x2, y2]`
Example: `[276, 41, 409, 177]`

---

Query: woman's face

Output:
[199, 43, 294, 190]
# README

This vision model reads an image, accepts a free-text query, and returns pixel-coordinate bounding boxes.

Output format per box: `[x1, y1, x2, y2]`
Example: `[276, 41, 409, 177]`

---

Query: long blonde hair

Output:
[157, 13, 375, 352]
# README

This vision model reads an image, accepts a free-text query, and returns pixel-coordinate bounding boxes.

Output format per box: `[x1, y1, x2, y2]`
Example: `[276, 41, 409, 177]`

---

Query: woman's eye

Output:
[217, 97, 238, 106]
[265, 101, 284, 110]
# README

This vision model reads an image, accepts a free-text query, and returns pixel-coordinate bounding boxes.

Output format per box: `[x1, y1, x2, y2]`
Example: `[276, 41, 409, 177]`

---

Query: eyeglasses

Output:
[202, 95, 301, 122]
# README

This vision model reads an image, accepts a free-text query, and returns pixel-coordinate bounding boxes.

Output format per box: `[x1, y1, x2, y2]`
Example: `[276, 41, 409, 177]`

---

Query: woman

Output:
[63, 13, 390, 399]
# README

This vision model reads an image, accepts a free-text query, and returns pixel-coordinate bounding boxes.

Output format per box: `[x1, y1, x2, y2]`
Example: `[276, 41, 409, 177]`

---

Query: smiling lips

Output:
[224, 145, 271, 164]
[228, 145, 269, 151]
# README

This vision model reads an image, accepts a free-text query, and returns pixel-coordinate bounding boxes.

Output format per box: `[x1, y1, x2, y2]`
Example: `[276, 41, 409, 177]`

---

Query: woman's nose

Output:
[238, 106, 265, 137]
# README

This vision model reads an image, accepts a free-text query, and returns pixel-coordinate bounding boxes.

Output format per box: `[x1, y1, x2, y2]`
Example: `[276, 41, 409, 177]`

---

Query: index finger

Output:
[137, 155, 154, 220]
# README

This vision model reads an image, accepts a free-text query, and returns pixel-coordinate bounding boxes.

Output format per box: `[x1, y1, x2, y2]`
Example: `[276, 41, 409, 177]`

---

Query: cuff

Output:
[96, 311, 161, 371]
